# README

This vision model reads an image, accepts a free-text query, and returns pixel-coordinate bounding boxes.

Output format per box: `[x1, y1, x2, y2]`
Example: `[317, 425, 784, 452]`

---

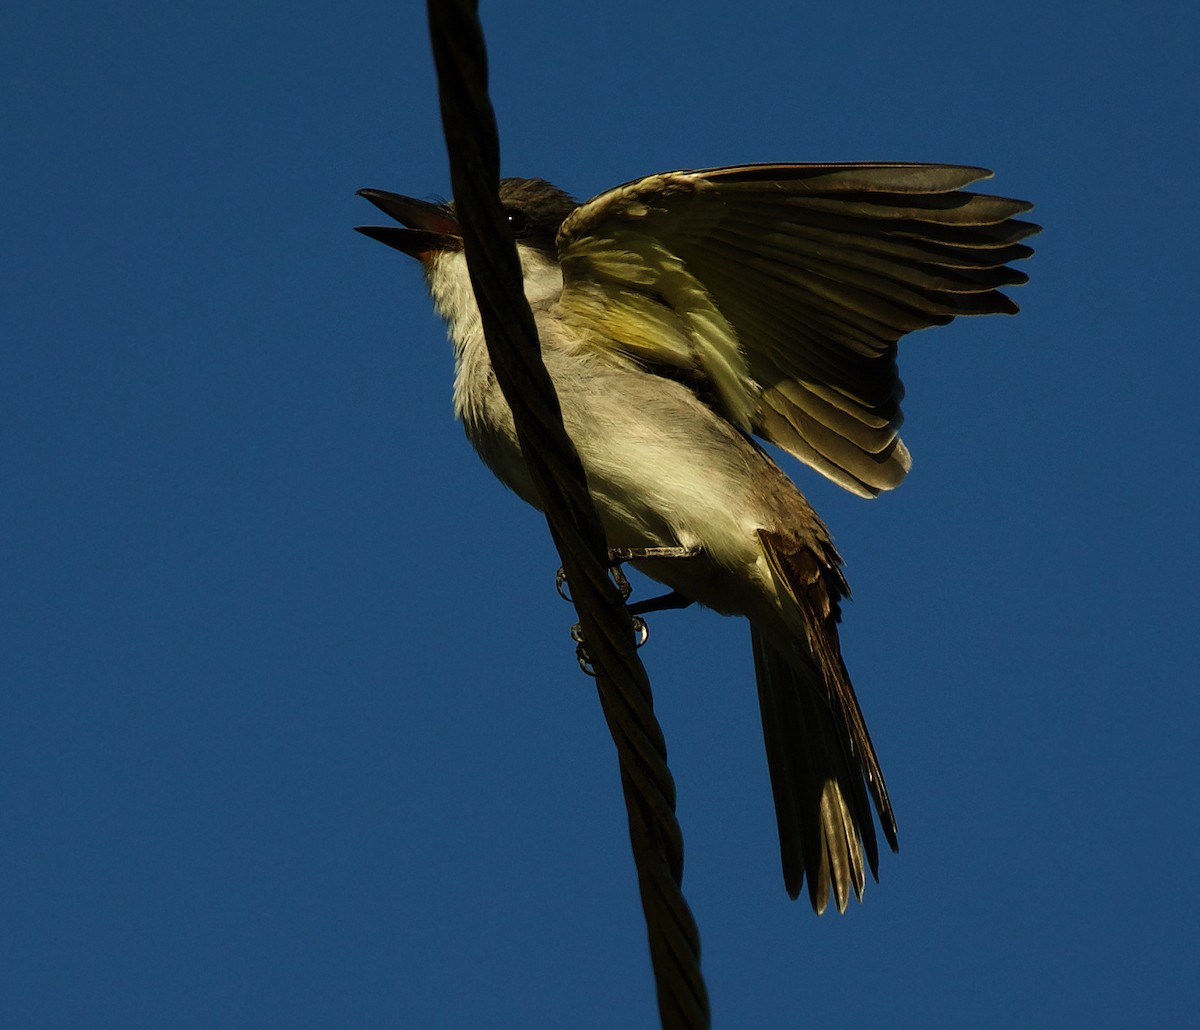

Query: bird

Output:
[356, 163, 1038, 914]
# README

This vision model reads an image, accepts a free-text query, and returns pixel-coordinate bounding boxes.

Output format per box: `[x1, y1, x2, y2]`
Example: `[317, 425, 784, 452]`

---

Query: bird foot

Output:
[556, 547, 700, 674]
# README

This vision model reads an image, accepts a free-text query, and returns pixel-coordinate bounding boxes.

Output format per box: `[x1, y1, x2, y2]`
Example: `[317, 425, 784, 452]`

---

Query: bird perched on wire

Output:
[356, 163, 1038, 914]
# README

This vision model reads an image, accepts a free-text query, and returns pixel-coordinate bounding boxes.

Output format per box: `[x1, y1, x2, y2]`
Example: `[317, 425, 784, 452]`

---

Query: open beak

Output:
[355, 189, 462, 261]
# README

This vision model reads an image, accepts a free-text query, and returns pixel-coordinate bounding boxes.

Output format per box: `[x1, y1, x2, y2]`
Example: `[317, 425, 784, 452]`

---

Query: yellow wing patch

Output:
[559, 225, 759, 431]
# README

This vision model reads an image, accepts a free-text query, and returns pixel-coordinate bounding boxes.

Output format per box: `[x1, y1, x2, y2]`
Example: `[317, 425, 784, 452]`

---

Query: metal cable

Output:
[424, 2, 710, 1025]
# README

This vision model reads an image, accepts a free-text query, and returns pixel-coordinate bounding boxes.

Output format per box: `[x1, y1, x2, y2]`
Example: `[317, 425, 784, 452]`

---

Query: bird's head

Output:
[356, 177, 578, 330]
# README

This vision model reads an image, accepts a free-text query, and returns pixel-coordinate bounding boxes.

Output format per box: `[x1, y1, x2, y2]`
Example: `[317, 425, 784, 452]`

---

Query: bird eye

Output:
[504, 208, 529, 236]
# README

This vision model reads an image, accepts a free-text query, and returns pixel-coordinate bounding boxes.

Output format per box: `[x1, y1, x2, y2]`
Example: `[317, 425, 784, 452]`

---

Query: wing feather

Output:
[556, 163, 1038, 494]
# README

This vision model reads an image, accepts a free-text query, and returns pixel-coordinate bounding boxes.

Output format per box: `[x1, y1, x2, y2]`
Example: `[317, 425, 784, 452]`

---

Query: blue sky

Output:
[4, 2, 1197, 1027]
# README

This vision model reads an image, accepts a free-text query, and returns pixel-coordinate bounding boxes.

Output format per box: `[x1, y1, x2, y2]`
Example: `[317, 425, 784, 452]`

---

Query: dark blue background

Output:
[4, 2, 1196, 1026]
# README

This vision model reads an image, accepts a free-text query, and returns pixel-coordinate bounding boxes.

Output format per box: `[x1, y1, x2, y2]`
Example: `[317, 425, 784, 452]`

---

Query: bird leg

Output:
[555, 545, 702, 604]
[627, 589, 694, 617]
[607, 545, 700, 615]
[607, 545, 704, 563]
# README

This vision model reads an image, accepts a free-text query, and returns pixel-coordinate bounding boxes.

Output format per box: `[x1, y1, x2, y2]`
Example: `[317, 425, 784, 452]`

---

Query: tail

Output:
[752, 529, 898, 914]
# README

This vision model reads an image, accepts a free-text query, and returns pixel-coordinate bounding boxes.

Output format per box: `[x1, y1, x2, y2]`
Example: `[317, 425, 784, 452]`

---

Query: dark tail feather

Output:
[753, 530, 899, 913]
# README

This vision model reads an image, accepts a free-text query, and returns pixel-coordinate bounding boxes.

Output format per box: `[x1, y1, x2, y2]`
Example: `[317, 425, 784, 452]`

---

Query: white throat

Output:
[424, 245, 565, 424]
[425, 246, 564, 357]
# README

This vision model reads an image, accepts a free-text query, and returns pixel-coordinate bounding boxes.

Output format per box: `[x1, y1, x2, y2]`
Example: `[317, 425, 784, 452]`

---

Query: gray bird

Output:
[356, 163, 1038, 913]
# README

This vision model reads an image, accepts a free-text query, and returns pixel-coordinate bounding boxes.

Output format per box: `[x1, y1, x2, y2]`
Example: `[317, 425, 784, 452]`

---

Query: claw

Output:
[569, 623, 596, 676]
[632, 616, 649, 648]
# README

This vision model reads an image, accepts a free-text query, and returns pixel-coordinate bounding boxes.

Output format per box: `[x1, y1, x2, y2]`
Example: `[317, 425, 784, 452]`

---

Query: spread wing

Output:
[554, 163, 1038, 497]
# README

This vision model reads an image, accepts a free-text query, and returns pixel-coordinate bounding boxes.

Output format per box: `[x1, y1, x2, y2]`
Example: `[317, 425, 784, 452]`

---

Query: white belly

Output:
[455, 338, 798, 620]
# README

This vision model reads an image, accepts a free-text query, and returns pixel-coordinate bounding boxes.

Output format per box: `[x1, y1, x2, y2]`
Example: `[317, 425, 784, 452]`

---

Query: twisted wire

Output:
[424, 2, 710, 1024]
